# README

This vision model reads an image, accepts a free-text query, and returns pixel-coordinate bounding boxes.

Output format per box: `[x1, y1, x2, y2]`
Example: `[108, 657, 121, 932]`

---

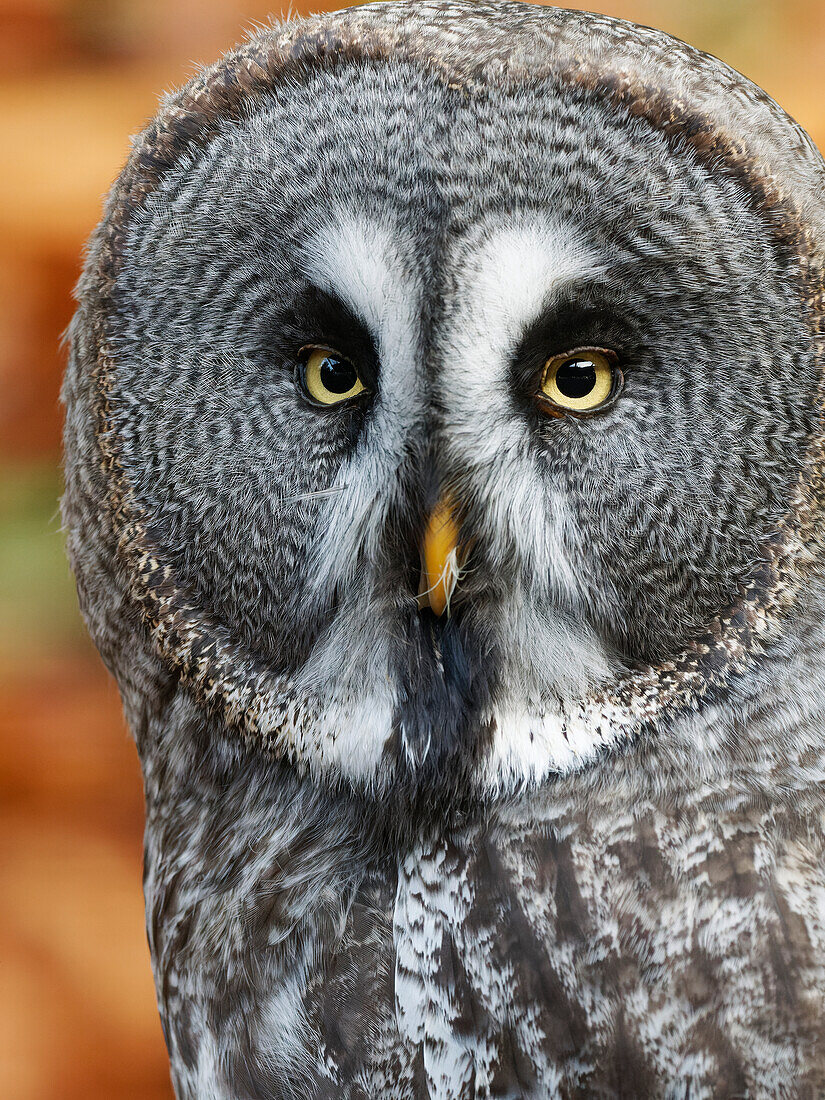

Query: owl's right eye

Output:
[297, 346, 367, 406]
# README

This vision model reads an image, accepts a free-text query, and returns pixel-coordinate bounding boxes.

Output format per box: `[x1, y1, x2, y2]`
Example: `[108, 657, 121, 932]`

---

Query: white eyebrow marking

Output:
[302, 215, 422, 395]
[436, 218, 604, 574]
[443, 219, 605, 388]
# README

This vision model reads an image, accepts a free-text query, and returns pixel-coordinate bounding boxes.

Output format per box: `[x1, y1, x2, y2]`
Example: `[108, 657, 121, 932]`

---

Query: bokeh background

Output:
[2, 0, 824, 1096]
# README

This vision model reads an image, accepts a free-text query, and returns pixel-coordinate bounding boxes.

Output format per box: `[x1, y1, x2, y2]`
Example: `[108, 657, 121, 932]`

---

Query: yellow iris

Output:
[301, 347, 365, 406]
[540, 349, 616, 412]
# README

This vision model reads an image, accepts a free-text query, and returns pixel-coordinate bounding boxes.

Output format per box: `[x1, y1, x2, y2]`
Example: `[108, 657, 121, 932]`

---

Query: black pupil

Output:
[555, 357, 598, 399]
[319, 355, 358, 394]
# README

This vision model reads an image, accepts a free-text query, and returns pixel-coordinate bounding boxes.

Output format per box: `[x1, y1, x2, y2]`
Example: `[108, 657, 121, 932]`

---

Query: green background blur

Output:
[2, 1, 824, 1096]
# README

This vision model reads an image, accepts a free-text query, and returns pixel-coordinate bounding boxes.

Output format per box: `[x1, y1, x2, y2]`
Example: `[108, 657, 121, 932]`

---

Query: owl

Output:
[62, 1, 825, 1096]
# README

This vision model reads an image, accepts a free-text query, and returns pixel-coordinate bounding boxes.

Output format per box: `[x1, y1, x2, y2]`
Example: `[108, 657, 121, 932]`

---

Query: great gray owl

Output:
[62, 0, 825, 1096]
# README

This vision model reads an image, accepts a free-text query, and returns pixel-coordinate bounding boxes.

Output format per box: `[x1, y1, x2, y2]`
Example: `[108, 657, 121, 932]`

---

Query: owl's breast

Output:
[391, 803, 825, 1100]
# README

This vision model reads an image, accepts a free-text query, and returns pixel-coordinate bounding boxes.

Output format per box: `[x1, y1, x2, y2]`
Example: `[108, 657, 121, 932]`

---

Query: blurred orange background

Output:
[2, 1, 824, 1097]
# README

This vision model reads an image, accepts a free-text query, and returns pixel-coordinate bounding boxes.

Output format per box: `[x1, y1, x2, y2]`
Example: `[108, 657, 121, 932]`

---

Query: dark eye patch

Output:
[264, 284, 380, 392]
[509, 286, 643, 397]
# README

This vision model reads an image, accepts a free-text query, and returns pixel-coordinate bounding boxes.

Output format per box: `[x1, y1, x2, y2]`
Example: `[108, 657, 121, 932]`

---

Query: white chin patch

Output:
[314, 688, 398, 783]
[479, 701, 619, 793]
[479, 611, 619, 792]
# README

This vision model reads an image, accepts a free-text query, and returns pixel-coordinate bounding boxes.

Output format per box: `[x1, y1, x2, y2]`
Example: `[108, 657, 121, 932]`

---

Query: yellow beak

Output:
[418, 496, 463, 617]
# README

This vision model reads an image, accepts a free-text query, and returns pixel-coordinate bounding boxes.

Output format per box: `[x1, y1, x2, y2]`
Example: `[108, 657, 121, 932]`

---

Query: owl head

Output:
[63, 0, 825, 797]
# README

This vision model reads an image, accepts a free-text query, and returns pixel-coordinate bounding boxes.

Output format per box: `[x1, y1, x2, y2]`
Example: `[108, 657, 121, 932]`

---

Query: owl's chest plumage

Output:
[390, 807, 825, 1100]
[146, 745, 825, 1100]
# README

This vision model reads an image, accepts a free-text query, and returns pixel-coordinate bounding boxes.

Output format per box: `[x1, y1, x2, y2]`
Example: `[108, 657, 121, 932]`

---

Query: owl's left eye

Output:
[538, 347, 622, 415]
[297, 346, 367, 406]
